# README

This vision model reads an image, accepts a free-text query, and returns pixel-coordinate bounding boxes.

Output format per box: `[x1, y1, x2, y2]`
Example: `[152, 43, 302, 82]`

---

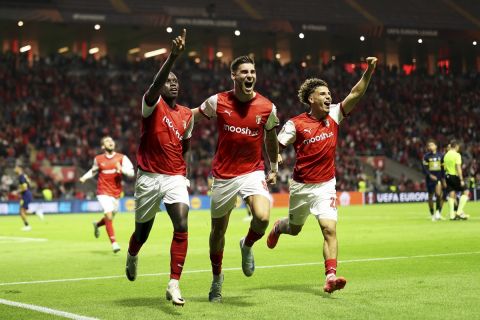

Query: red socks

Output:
[244, 228, 264, 247]
[97, 217, 106, 227]
[325, 259, 337, 276]
[210, 251, 224, 275]
[170, 232, 188, 280]
[104, 218, 116, 244]
[128, 233, 143, 256]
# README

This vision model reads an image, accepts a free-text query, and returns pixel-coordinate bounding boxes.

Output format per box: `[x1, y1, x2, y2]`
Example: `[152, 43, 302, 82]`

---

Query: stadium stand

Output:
[1, 51, 479, 200]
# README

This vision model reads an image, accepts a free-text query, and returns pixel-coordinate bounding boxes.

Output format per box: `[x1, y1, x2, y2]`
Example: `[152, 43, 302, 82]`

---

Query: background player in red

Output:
[267, 57, 377, 294]
[192, 55, 279, 302]
[79, 136, 134, 253]
[125, 29, 193, 306]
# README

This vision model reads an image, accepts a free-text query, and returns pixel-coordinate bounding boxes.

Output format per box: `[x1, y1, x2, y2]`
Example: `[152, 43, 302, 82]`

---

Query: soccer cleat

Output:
[166, 280, 185, 306]
[125, 252, 138, 281]
[434, 211, 446, 221]
[457, 212, 469, 220]
[112, 242, 121, 253]
[208, 273, 224, 303]
[21, 225, 31, 231]
[92, 221, 100, 238]
[267, 220, 281, 249]
[431, 215, 437, 222]
[35, 210, 44, 221]
[323, 275, 347, 294]
[239, 237, 255, 277]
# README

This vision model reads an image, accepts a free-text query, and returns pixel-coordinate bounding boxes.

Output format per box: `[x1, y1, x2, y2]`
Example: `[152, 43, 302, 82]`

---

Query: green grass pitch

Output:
[1, 202, 479, 319]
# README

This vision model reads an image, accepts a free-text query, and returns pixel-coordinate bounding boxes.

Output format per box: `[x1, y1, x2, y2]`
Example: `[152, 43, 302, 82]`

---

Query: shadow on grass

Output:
[187, 294, 255, 307]
[114, 297, 184, 316]
[258, 284, 341, 299]
[89, 250, 115, 256]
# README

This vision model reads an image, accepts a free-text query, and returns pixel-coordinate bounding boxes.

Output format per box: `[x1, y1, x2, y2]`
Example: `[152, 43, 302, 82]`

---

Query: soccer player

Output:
[15, 166, 43, 231]
[422, 140, 445, 221]
[192, 55, 279, 302]
[125, 29, 193, 306]
[443, 140, 469, 220]
[79, 136, 134, 252]
[267, 57, 377, 294]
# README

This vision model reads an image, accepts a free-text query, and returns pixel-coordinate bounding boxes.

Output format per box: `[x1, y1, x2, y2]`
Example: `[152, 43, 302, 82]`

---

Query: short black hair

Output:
[449, 139, 458, 148]
[230, 55, 255, 73]
[298, 78, 328, 105]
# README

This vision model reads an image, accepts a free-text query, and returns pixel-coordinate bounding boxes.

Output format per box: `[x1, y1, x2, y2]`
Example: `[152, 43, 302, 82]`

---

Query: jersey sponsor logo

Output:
[223, 110, 233, 116]
[324, 119, 330, 127]
[303, 131, 333, 145]
[223, 124, 259, 136]
[163, 116, 183, 141]
[101, 169, 117, 174]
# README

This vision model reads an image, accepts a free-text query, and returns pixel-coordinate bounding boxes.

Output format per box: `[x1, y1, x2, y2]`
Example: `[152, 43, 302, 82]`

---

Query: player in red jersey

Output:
[79, 136, 135, 253]
[267, 57, 377, 294]
[125, 29, 193, 306]
[192, 55, 279, 302]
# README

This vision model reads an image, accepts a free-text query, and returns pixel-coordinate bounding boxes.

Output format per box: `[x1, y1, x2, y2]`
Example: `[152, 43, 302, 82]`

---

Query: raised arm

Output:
[342, 57, 377, 115]
[144, 29, 186, 106]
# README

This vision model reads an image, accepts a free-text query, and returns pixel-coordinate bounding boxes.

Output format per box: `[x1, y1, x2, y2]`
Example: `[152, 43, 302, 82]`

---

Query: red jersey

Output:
[95, 153, 124, 197]
[278, 103, 346, 183]
[137, 96, 193, 176]
[199, 91, 279, 179]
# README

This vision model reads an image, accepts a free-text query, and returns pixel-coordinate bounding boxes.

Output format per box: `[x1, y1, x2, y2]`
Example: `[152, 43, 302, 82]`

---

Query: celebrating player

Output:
[267, 57, 377, 294]
[192, 55, 279, 302]
[443, 140, 469, 220]
[422, 140, 445, 221]
[15, 166, 43, 231]
[125, 29, 193, 306]
[79, 136, 134, 253]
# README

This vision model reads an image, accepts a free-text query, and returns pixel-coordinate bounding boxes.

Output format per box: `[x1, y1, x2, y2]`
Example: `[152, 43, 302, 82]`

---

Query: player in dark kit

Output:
[15, 166, 44, 231]
[422, 140, 445, 221]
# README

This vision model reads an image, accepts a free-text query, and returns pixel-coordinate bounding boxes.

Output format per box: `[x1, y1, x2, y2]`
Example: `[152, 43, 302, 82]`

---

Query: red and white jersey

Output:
[137, 95, 194, 176]
[92, 152, 133, 197]
[200, 91, 279, 179]
[278, 103, 346, 184]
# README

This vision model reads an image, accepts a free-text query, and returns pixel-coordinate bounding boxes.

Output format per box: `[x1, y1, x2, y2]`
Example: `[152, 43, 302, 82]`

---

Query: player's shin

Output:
[170, 232, 188, 280]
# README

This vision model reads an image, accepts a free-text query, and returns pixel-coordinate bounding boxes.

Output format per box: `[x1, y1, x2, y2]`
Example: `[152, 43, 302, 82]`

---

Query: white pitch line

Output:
[0, 251, 479, 287]
[0, 236, 48, 243]
[0, 298, 98, 320]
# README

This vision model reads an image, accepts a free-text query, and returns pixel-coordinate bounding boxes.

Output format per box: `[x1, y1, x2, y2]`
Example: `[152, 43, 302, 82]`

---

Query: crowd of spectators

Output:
[1, 51, 479, 200]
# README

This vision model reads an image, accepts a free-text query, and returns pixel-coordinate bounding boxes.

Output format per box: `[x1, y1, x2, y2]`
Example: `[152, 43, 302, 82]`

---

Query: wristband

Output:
[270, 162, 278, 172]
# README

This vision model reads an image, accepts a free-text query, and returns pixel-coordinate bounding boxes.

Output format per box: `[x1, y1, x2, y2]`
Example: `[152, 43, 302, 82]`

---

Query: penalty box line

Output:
[0, 251, 479, 287]
[0, 298, 98, 320]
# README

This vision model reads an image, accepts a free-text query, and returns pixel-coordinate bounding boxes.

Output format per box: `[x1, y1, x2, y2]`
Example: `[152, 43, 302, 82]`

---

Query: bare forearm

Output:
[182, 139, 191, 177]
[145, 54, 178, 105]
[265, 130, 279, 165]
[350, 68, 374, 100]
[456, 164, 463, 180]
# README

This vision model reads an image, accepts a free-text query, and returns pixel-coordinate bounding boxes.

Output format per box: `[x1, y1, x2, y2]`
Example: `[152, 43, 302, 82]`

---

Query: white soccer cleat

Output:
[112, 242, 121, 253]
[92, 221, 100, 238]
[208, 273, 224, 303]
[35, 210, 44, 221]
[21, 225, 32, 231]
[434, 211, 445, 221]
[166, 280, 185, 306]
[239, 237, 255, 277]
[431, 215, 437, 222]
[125, 252, 138, 281]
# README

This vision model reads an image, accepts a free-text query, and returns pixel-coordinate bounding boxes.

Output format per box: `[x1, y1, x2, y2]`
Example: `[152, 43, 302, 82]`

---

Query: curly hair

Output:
[297, 78, 328, 105]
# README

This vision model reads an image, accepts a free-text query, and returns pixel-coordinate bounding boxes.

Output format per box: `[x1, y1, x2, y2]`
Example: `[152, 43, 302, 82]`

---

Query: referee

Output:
[443, 140, 469, 220]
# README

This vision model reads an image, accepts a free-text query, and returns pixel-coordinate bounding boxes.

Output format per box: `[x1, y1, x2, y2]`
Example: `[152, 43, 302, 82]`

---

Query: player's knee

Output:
[322, 226, 336, 239]
[173, 219, 188, 233]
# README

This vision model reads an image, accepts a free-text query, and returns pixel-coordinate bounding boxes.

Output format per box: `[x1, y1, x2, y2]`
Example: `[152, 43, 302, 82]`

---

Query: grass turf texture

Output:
[0, 203, 479, 320]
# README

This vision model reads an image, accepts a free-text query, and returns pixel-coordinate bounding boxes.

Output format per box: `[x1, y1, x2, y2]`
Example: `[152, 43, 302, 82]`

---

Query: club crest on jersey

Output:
[256, 115, 262, 124]
[323, 119, 330, 127]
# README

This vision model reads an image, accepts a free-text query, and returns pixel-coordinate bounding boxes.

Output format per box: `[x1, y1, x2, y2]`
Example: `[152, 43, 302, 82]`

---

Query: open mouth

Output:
[244, 81, 254, 91]
[170, 88, 178, 94]
[324, 101, 331, 107]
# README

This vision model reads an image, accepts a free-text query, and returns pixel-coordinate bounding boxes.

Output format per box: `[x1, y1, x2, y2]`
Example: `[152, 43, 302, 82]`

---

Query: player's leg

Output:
[457, 189, 470, 220]
[208, 177, 238, 302]
[164, 203, 189, 306]
[427, 192, 435, 219]
[446, 176, 457, 220]
[318, 218, 345, 293]
[126, 170, 162, 281]
[267, 182, 310, 248]
[97, 195, 120, 252]
[19, 200, 31, 231]
[434, 182, 445, 220]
